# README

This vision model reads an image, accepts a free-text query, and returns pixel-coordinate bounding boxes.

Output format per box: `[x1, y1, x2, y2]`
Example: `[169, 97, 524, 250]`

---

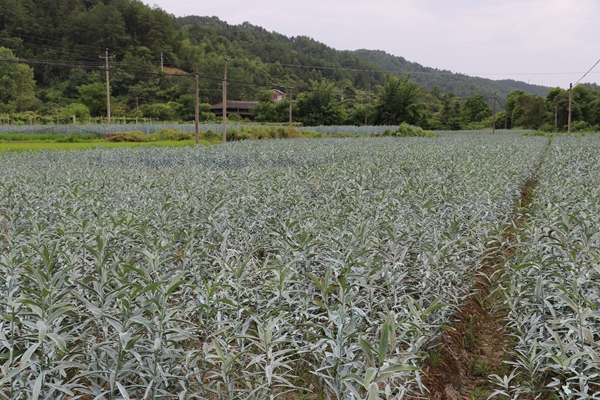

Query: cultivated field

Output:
[498, 135, 600, 398]
[1, 134, 596, 399]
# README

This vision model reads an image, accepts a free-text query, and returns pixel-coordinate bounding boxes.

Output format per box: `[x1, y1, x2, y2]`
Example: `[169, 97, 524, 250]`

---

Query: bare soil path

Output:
[418, 140, 550, 399]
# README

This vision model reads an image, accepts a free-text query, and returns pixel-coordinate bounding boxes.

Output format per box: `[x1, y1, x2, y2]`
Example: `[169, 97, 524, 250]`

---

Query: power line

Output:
[3, 35, 598, 83]
[575, 58, 600, 85]
[1, 32, 111, 52]
[3, 31, 599, 85]
[172, 57, 600, 79]
[0, 56, 513, 104]
[0, 57, 103, 70]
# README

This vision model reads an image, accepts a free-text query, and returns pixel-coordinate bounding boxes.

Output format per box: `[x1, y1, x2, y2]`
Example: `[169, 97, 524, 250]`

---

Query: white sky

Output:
[147, 0, 600, 88]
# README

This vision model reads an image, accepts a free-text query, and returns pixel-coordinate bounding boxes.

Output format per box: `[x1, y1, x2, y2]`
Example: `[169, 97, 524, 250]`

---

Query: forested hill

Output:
[0, 0, 550, 99]
[353, 49, 550, 100]
[178, 17, 552, 100]
[175, 16, 387, 92]
[0, 0, 563, 127]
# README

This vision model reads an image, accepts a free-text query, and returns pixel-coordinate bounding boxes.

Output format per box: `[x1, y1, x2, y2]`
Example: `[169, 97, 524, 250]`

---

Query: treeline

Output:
[0, 0, 598, 131]
[252, 77, 600, 132]
[353, 49, 551, 103]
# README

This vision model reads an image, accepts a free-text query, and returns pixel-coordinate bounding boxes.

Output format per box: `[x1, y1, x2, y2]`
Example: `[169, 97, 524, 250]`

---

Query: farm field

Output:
[0, 140, 211, 152]
[498, 136, 600, 398]
[1, 133, 595, 399]
[0, 122, 534, 137]
[0, 123, 393, 136]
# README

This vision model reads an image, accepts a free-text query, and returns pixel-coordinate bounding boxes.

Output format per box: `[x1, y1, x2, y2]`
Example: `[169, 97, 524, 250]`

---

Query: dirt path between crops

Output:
[417, 139, 551, 399]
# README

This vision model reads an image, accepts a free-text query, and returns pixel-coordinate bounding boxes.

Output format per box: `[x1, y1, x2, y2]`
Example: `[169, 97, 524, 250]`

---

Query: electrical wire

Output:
[3, 35, 598, 87]
[575, 58, 600, 85]
[3, 30, 599, 84]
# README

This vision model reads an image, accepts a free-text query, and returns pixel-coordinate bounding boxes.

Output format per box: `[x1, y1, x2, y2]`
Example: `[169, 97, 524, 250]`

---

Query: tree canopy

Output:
[0, 0, 598, 131]
[0, 47, 36, 112]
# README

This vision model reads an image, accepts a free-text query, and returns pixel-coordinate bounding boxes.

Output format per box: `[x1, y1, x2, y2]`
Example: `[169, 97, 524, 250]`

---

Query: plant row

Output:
[496, 135, 600, 398]
[0, 136, 547, 399]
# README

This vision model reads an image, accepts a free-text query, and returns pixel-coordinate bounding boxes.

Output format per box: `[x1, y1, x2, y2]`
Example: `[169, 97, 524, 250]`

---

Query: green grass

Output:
[0, 133, 104, 142]
[0, 139, 218, 151]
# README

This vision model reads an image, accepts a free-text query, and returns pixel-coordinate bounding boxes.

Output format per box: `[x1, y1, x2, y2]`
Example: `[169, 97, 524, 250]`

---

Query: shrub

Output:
[105, 131, 150, 142]
[59, 103, 90, 123]
[382, 123, 437, 137]
[152, 128, 193, 141]
[572, 120, 592, 133]
[224, 126, 308, 141]
[202, 130, 221, 140]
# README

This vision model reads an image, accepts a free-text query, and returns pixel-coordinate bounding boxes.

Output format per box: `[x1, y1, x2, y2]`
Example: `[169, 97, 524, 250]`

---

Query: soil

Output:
[416, 141, 550, 399]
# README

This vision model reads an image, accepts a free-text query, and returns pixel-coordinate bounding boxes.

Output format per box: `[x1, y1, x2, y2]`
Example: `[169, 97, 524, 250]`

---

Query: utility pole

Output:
[288, 85, 293, 127]
[100, 49, 114, 124]
[195, 66, 200, 145]
[568, 83, 573, 136]
[492, 92, 497, 134]
[160, 53, 164, 72]
[222, 58, 228, 143]
[364, 94, 368, 126]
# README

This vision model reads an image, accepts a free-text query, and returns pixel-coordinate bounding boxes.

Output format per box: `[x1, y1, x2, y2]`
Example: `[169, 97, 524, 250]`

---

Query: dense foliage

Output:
[0, 0, 598, 131]
[0, 135, 547, 398]
[353, 49, 551, 101]
[497, 135, 600, 398]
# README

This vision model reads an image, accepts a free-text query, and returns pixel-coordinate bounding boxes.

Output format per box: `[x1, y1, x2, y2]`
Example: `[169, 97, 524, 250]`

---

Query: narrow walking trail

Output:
[419, 140, 550, 399]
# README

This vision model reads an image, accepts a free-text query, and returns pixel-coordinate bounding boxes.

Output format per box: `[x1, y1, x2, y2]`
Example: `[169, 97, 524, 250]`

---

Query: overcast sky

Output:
[147, 0, 600, 88]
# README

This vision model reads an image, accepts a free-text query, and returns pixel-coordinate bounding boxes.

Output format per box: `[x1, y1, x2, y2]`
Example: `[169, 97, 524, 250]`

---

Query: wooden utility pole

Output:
[492, 92, 497, 134]
[160, 53, 164, 72]
[222, 58, 228, 143]
[568, 83, 573, 136]
[105, 49, 111, 124]
[101, 48, 112, 124]
[195, 66, 200, 145]
[364, 95, 368, 126]
[288, 85, 293, 127]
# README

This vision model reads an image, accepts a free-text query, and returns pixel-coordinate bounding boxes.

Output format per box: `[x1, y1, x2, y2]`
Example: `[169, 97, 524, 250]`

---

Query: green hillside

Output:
[353, 49, 550, 103]
[1, 0, 598, 131]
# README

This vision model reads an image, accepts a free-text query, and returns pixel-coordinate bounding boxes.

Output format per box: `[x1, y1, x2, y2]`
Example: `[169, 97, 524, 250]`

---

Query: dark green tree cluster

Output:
[495, 86, 600, 131]
[2, 0, 596, 131]
[354, 49, 550, 102]
[0, 1, 388, 121]
[253, 76, 498, 129]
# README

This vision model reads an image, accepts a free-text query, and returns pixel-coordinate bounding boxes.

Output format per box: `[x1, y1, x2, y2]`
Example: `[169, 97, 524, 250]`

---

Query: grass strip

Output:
[0, 139, 218, 152]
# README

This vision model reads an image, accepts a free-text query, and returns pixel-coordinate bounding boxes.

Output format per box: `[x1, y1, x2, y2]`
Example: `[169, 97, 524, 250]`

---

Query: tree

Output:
[572, 85, 596, 123]
[140, 103, 176, 120]
[0, 47, 36, 111]
[462, 94, 491, 123]
[373, 75, 425, 125]
[505, 90, 525, 129]
[438, 93, 463, 130]
[545, 88, 584, 129]
[59, 103, 90, 123]
[513, 93, 546, 129]
[341, 94, 376, 126]
[295, 80, 342, 126]
[251, 99, 291, 123]
[590, 98, 600, 127]
[77, 83, 107, 116]
[66, 3, 130, 51]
